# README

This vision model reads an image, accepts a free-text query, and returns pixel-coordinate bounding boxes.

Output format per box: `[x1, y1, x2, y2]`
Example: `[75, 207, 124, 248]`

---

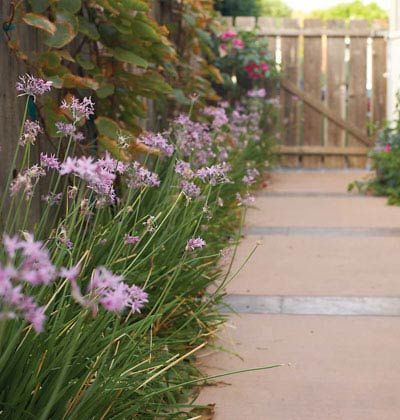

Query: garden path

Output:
[196, 170, 400, 420]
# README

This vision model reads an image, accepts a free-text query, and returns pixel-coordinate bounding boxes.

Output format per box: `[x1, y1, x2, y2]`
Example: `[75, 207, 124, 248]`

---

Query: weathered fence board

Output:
[303, 19, 323, 168]
[372, 20, 388, 128]
[326, 19, 346, 168]
[258, 17, 278, 99]
[348, 20, 369, 168]
[280, 18, 300, 167]
[0, 3, 43, 223]
[231, 17, 388, 169]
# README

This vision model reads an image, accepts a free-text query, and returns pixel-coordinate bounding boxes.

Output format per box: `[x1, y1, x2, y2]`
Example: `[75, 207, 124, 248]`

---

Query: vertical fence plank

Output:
[280, 18, 299, 167]
[348, 20, 369, 168]
[258, 17, 278, 99]
[0, 4, 42, 223]
[325, 20, 346, 168]
[303, 19, 323, 168]
[372, 20, 388, 129]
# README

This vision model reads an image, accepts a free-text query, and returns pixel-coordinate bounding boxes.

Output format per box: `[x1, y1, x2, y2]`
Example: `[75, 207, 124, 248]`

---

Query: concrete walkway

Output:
[197, 171, 400, 420]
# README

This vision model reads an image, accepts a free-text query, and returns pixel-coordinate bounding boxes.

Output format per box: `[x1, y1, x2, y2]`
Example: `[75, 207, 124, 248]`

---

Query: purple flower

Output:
[243, 168, 260, 185]
[203, 106, 229, 129]
[186, 237, 206, 251]
[180, 180, 201, 199]
[173, 115, 216, 167]
[42, 192, 62, 206]
[3, 235, 20, 258]
[61, 96, 95, 122]
[16, 74, 53, 98]
[18, 233, 57, 286]
[88, 267, 148, 314]
[19, 120, 42, 146]
[10, 165, 46, 199]
[55, 122, 84, 141]
[60, 264, 81, 283]
[0, 233, 58, 332]
[196, 163, 231, 186]
[59, 153, 126, 203]
[236, 192, 256, 206]
[24, 305, 46, 333]
[40, 153, 60, 170]
[127, 162, 160, 189]
[248, 88, 267, 98]
[175, 160, 194, 180]
[124, 235, 140, 245]
[138, 132, 174, 156]
[129, 285, 148, 313]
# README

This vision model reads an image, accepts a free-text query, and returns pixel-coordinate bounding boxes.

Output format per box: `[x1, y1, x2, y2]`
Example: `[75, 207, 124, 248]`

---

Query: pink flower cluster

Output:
[236, 192, 256, 206]
[61, 96, 95, 122]
[55, 122, 84, 142]
[138, 132, 174, 156]
[180, 180, 201, 199]
[127, 162, 160, 189]
[124, 235, 140, 245]
[248, 89, 267, 98]
[220, 31, 245, 50]
[61, 266, 148, 314]
[19, 120, 42, 146]
[186, 237, 206, 251]
[243, 168, 260, 185]
[59, 152, 126, 202]
[89, 267, 148, 313]
[10, 165, 46, 199]
[173, 115, 216, 167]
[175, 160, 194, 180]
[16, 74, 53, 98]
[196, 163, 231, 186]
[40, 153, 60, 170]
[203, 106, 229, 129]
[0, 234, 58, 332]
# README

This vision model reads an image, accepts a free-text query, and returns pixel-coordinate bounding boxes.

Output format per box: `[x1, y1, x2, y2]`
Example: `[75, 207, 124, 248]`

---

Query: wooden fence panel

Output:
[303, 19, 323, 168]
[348, 20, 369, 168]
[325, 20, 346, 168]
[0, 3, 42, 223]
[280, 18, 300, 167]
[372, 20, 388, 128]
[258, 17, 278, 99]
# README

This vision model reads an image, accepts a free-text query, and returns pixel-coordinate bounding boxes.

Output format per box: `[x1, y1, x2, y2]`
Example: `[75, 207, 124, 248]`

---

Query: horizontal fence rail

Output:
[228, 16, 389, 168]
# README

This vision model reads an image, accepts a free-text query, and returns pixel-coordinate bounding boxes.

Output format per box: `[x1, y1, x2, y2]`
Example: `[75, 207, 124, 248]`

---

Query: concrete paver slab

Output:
[226, 236, 400, 296]
[246, 196, 400, 228]
[266, 171, 372, 193]
[197, 315, 400, 420]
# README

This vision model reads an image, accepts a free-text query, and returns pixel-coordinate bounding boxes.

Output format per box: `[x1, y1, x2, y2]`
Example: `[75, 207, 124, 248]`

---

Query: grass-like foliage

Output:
[0, 76, 277, 418]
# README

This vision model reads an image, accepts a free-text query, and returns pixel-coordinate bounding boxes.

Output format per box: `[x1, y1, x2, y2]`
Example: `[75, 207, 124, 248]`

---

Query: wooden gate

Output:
[229, 17, 388, 168]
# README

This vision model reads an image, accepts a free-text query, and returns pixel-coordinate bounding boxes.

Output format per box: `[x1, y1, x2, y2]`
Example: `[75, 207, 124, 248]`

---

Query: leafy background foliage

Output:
[9, 0, 223, 155]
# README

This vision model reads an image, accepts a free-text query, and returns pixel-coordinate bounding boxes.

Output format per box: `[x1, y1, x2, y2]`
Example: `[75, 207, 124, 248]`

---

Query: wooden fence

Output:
[229, 17, 389, 168]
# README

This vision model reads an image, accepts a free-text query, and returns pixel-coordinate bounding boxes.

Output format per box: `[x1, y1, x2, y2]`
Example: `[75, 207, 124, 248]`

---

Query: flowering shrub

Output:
[349, 92, 400, 205]
[0, 74, 276, 417]
[214, 29, 279, 97]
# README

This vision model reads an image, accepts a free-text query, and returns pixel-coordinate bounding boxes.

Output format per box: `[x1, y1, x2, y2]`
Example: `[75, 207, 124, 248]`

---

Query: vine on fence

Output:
[4, 0, 224, 157]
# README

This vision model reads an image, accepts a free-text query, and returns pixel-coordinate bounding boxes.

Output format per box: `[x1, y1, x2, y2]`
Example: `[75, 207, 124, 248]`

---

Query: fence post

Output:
[387, 0, 400, 123]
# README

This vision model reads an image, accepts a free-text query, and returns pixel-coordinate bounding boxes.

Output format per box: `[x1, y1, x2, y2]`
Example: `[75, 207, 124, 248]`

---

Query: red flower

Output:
[244, 61, 270, 80]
